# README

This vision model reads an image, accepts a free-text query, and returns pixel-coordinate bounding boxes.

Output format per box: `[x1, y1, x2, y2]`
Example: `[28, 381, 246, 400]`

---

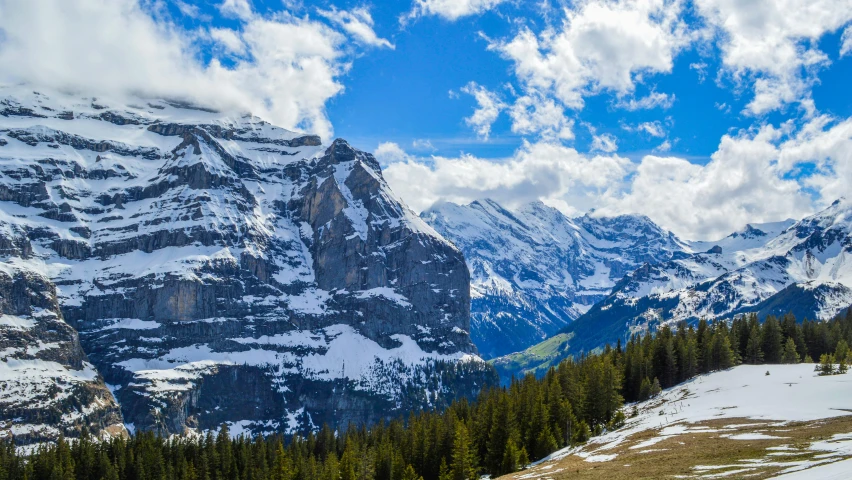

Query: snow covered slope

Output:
[521, 365, 852, 479]
[0, 223, 125, 445]
[422, 199, 689, 358]
[0, 86, 495, 442]
[564, 200, 852, 354]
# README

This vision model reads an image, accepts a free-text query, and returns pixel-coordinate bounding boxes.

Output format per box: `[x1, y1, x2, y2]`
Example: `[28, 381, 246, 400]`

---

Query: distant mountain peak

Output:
[558, 199, 852, 357]
[422, 198, 689, 358]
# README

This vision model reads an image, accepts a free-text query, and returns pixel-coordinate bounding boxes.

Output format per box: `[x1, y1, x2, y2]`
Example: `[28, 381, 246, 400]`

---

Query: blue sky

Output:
[1, 0, 852, 239]
[168, 0, 852, 161]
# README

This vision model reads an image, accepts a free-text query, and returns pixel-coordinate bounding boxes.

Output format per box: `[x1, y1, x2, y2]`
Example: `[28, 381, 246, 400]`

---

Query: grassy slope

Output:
[489, 332, 574, 384]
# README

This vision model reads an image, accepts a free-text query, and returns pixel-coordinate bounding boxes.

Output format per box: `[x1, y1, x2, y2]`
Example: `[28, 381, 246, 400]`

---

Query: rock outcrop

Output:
[0, 87, 494, 443]
[0, 223, 125, 445]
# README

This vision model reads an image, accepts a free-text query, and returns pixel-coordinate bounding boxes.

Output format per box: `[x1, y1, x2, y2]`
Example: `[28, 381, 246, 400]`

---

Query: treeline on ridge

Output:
[3, 310, 852, 480]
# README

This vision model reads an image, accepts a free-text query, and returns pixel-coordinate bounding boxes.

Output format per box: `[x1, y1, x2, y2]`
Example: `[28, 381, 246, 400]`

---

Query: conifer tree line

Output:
[3, 310, 852, 480]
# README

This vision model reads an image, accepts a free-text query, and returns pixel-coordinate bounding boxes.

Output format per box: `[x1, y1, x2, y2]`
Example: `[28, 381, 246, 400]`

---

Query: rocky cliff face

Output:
[422, 199, 689, 358]
[0, 87, 493, 442]
[0, 223, 125, 446]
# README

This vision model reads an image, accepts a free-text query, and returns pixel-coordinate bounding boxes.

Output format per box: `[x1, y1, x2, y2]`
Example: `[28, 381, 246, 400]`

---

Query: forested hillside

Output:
[3, 309, 851, 480]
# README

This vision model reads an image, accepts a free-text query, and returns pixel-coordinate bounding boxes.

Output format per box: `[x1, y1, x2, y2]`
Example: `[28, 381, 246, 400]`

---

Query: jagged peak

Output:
[321, 138, 382, 173]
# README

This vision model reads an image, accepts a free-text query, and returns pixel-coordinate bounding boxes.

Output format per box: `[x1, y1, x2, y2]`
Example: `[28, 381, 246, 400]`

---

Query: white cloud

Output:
[623, 121, 666, 138]
[209, 28, 245, 55]
[776, 115, 852, 206]
[597, 126, 811, 239]
[375, 142, 412, 166]
[639, 121, 666, 137]
[494, 0, 690, 111]
[508, 94, 574, 140]
[460, 82, 505, 139]
[175, 1, 202, 19]
[689, 62, 708, 82]
[382, 116, 852, 240]
[382, 141, 632, 215]
[695, 0, 852, 115]
[615, 91, 675, 111]
[318, 6, 394, 49]
[842, 26, 852, 57]
[0, 0, 362, 140]
[591, 133, 618, 153]
[219, 0, 253, 20]
[407, 0, 507, 21]
[597, 116, 852, 239]
[653, 139, 672, 152]
[412, 139, 436, 151]
[480, 0, 688, 145]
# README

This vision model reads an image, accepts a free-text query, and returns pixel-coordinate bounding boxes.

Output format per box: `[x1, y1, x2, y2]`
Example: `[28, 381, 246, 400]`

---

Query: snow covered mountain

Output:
[421, 199, 689, 358]
[564, 199, 852, 353]
[0, 223, 125, 445]
[0, 86, 494, 444]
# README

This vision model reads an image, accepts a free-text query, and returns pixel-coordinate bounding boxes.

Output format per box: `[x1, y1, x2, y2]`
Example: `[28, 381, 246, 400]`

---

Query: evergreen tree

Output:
[682, 332, 699, 380]
[638, 377, 652, 401]
[449, 424, 477, 480]
[745, 325, 764, 364]
[438, 459, 451, 480]
[762, 316, 784, 363]
[835, 340, 849, 365]
[711, 330, 735, 370]
[819, 354, 836, 376]
[782, 338, 800, 364]
[517, 447, 530, 470]
[401, 464, 423, 480]
[572, 420, 591, 444]
[272, 441, 292, 480]
[650, 377, 662, 397]
[499, 438, 519, 474]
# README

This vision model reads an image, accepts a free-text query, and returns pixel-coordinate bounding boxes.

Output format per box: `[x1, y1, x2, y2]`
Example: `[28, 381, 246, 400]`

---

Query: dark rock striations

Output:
[0, 87, 493, 443]
[0, 224, 125, 445]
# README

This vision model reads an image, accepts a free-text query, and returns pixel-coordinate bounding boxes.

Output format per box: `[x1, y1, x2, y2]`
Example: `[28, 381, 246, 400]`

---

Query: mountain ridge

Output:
[493, 198, 852, 380]
[421, 198, 690, 358]
[0, 86, 495, 445]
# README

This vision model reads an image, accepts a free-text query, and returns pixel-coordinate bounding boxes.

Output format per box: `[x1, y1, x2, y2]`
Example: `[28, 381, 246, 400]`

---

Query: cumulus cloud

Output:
[695, 0, 852, 115]
[407, 0, 507, 21]
[317, 6, 394, 49]
[460, 82, 505, 139]
[375, 142, 412, 166]
[219, 0, 253, 20]
[382, 141, 632, 215]
[597, 126, 813, 239]
[508, 94, 574, 140]
[591, 133, 618, 153]
[594, 115, 852, 239]
[482, 0, 688, 142]
[776, 116, 852, 206]
[494, 0, 689, 111]
[0, 0, 370, 140]
[689, 62, 708, 82]
[382, 115, 852, 240]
